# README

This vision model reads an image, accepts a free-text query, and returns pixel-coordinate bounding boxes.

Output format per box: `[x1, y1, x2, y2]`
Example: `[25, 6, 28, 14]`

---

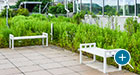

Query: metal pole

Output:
[76, 0, 79, 13]
[67, 0, 68, 17]
[24, 2, 26, 9]
[90, 0, 92, 12]
[117, 0, 119, 12]
[134, 0, 137, 16]
[51, 23, 53, 41]
[5, 0, 9, 28]
[123, 0, 125, 16]
[73, 0, 75, 13]
[6, 5, 8, 27]
[39, 4, 41, 13]
[80, 0, 82, 10]
[102, 0, 104, 16]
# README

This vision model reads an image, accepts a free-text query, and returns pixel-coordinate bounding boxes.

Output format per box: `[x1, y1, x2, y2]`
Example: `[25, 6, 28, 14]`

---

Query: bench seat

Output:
[9, 33, 48, 49]
[79, 43, 123, 73]
[13, 35, 47, 40]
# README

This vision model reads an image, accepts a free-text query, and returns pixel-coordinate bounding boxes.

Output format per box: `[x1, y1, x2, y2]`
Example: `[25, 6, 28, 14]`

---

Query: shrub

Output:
[124, 17, 140, 35]
[48, 3, 66, 14]
[0, 8, 13, 17]
[48, 3, 73, 14]
[138, 14, 140, 18]
[72, 11, 86, 24]
[30, 14, 48, 20]
[98, 11, 102, 15]
[16, 8, 29, 16]
[0, 8, 29, 17]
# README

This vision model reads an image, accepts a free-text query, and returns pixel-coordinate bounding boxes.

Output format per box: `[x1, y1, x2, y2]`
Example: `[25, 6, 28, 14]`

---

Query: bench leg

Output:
[93, 54, 96, 62]
[9, 39, 11, 48]
[119, 65, 122, 70]
[46, 37, 48, 46]
[12, 39, 14, 50]
[103, 57, 107, 73]
[80, 50, 82, 64]
[42, 38, 44, 46]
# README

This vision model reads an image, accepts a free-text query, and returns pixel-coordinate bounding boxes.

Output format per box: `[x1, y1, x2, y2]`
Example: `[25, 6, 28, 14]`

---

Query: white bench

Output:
[9, 33, 48, 49]
[79, 43, 123, 73]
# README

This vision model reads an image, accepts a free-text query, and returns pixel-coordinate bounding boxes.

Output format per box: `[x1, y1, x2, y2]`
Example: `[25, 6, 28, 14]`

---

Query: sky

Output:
[54, 0, 140, 6]
[81, 0, 139, 6]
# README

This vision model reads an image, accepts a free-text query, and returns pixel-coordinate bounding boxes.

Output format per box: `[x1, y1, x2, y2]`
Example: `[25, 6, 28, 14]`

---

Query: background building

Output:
[0, 0, 17, 12]
[76, 0, 140, 16]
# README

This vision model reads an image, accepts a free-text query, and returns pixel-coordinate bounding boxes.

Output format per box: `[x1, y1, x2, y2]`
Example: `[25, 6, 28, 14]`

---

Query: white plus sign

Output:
[119, 54, 126, 61]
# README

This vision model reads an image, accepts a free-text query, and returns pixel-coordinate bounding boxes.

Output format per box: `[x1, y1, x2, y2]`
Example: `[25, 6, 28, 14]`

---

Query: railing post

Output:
[12, 39, 14, 49]
[80, 50, 82, 64]
[90, 0, 92, 12]
[46, 33, 48, 46]
[51, 23, 53, 41]
[102, 0, 105, 16]
[134, 0, 137, 16]
[103, 53, 107, 73]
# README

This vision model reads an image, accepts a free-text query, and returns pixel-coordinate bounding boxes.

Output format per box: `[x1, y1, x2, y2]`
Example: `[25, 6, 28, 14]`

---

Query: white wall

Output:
[83, 15, 140, 31]
[0, 2, 5, 13]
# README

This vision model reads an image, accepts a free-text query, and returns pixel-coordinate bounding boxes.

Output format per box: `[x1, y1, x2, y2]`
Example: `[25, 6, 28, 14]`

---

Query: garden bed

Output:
[0, 14, 139, 74]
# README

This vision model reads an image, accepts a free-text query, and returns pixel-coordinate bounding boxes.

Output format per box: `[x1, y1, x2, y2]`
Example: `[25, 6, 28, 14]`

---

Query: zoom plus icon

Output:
[114, 50, 134, 69]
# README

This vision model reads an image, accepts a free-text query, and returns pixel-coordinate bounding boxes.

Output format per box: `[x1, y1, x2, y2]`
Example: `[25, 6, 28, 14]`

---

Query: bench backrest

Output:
[9, 34, 14, 39]
[42, 33, 48, 36]
[80, 43, 96, 50]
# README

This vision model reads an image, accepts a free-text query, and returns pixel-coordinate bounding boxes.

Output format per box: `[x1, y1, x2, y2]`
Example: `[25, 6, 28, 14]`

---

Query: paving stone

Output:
[0, 63, 15, 69]
[12, 73, 24, 75]
[13, 74, 24, 75]
[78, 69, 106, 75]
[68, 65, 93, 72]
[9, 57, 29, 63]
[39, 51, 62, 55]
[4, 54, 24, 59]
[52, 57, 77, 62]
[123, 73, 137, 75]
[48, 67, 74, 75]
[2, 52, 19, 56]
[25, 70, 52, 75]
[22, 53, 41, 57]
[17, 50, 35, 54]
[28, 56, 46, 61]
[0, 55, 6, 60]
[109, 71, 137, 75]
[45, 54, 67, 58]
[13, 61, 35, 67]
[40, 63, 63, 69]
[18, 65, 43, 73]
[0, 68, 21, 75]
[60, 73, 80, 75]
[32, 58, 54, 64]
[0, 59, 10, 64]
[60, 61, 80, 67]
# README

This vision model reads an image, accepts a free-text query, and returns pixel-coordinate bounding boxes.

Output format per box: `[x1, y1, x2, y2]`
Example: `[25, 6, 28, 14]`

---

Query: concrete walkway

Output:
[0, 45, 137, 75]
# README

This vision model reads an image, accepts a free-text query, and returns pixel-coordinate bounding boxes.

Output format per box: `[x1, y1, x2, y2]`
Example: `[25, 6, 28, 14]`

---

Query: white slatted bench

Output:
[9, 33, 48, 49]
[79, 43, 123, 73]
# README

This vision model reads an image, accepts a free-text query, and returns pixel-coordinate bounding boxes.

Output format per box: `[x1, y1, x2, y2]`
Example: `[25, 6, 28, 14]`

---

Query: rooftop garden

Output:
[0, 12, 140, 73]
[0, 0, 140, 74]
